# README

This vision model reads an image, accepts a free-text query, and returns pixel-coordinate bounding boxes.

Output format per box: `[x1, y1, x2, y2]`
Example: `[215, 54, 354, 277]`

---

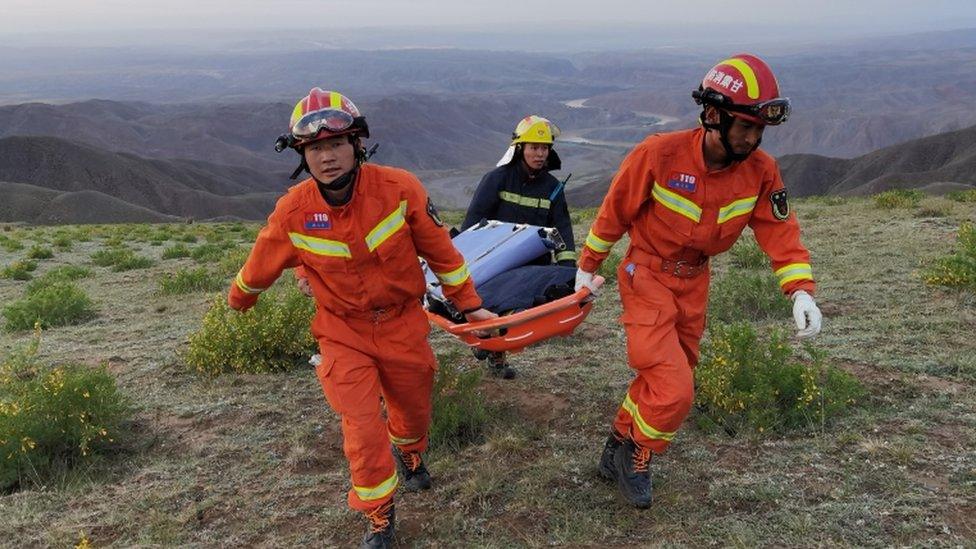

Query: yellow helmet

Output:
[511, 115, 560, 145]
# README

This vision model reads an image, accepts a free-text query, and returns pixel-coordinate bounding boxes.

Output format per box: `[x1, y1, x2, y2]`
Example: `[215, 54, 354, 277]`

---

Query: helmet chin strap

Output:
[702, 109, 761, 163]
[313, 166, 358, 191]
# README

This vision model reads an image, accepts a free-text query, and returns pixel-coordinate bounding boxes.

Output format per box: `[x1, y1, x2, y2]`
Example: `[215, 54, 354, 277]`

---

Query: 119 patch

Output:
[770, 189, 790, 220]
[666, 171, 697, 193]
[304, 212, 331, 230]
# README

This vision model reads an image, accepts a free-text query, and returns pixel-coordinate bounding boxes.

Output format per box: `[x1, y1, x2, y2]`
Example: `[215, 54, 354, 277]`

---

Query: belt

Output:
[628, 246, 709, 279]
[335, 301, 407, 323]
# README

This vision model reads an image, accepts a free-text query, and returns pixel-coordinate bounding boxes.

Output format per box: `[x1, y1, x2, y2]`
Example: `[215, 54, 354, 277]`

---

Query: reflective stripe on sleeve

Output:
[365, 200, 408, 252]
[235, 270, 266, 294]
[555, 250, 578, 262]
[434, 263, 471, 286]
[584, 230, 614, 254]
[774, 262, 813, 287]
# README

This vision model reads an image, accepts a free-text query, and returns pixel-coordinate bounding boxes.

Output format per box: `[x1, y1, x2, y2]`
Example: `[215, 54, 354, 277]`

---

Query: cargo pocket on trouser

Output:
[314, 355, 343, 413]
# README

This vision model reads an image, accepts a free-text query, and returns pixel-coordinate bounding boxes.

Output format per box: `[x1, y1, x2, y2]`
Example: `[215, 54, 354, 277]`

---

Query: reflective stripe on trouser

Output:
[612, 257, 709, 453]
[312, 301, 436, 511]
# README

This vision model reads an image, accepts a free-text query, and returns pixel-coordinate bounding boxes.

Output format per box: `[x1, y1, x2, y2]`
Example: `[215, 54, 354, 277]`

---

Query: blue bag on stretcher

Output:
[422, 219, 565, 299]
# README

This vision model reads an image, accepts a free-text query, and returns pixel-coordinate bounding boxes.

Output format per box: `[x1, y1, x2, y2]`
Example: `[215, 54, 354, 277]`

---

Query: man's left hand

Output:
[791, 290, 822, 339]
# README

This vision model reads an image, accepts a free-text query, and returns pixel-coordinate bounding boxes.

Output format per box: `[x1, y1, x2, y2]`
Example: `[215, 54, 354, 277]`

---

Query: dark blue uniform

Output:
[461, 162, 577, 265]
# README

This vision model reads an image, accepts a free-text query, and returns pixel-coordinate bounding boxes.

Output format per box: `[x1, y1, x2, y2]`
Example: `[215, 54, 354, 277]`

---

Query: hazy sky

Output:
[2, 0, 974, 36]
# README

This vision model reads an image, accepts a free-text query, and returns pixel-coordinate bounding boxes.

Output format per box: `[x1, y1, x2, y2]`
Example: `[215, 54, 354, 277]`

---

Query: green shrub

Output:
[873, 189, 923, 209]
[570, 207, 599, 225]
[183, 284, 316, 376]
[161, 243, 192, 259]
[178, 233, 198, 243]
[429, 353, 490, 451]
[191, 243, 223, 264]
[914, 202, 950, 218]
[945, 188, 976, 203]
[26, 246, 54, 260]
[52, 235, 73, 251]
[921, 222, 976, 291]
[151, 228, 174, 242]
[1, 260, 38, 281]
[158, 267, 225, 295]
[26, 266, 92, 293]
[236, 225, 259, 242]
[0, 335, 130, 491]
[219, 246, 251, 276]
[729, 237, 767, 269]
[90, 248, 154, 271]
[599, 251, 623, 284]
[0, 235, 24, 252]
[203, 229, 230, 244]
[90, 248, 129, 267]
[709, 270, 791, 323]
[437, 210, 465, 228]
[2, 282, 96, 332]
[695, 322, 864, 436]
[73, 228, 94, 242]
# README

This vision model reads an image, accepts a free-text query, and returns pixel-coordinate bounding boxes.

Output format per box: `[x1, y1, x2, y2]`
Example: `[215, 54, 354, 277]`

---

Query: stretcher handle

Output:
[443, 275, 605, 334]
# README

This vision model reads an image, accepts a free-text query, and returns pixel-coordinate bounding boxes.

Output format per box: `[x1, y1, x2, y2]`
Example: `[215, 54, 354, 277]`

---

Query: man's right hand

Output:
[464, 308, 498, 338]
[297, 277, 313, 298]
[574, 269, 599, 295]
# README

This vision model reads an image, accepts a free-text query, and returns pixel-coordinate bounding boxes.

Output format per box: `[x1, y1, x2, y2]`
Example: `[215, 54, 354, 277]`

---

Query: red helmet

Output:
[275, 88, 369, 151]
[692, 54, 790, 126]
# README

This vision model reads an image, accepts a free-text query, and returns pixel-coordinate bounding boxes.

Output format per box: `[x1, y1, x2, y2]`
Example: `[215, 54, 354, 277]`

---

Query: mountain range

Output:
[566, 123, 976, 207]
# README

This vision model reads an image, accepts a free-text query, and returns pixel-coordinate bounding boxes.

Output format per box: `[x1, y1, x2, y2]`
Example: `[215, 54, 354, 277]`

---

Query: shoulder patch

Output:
[770, 189, 790, 220]
[426, 197, 444, 227]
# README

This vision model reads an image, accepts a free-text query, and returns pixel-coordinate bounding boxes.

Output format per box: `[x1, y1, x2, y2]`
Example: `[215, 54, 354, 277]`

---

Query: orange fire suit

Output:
[228, 163, 481, 511]
[579, 127, 815, 454]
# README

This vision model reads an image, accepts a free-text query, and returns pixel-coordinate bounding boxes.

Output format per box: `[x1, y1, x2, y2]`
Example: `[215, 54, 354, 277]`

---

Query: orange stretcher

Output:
[425, 275, 605, 353]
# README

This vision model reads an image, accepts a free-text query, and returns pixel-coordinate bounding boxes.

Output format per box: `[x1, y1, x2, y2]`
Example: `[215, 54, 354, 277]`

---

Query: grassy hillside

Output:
[0, 197, 974, 546]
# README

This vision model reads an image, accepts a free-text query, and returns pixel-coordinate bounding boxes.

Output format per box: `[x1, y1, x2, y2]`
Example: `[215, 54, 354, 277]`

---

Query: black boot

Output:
[598, 432, 624, 481]
[486, 351, 516, 379]
[610, 440, 653, 509]
[360, 500, 395, 549]
[392, 445, 432, 491]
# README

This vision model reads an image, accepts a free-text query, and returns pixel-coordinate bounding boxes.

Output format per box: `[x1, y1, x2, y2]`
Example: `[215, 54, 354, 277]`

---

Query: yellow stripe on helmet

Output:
[721, 57, 760, 100]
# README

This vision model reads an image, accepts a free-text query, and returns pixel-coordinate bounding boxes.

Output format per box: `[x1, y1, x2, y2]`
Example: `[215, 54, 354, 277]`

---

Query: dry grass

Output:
[0, 200, 975, 546]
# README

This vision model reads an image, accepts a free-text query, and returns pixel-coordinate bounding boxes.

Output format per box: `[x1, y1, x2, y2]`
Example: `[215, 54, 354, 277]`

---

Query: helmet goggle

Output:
[726, 98, 791, 126]
[694, 87, 791, 126]
[291, 108, 357, 140]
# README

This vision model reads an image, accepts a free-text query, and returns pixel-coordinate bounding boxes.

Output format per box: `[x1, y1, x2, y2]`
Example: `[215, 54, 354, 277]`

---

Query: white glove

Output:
[574, 269, 599, 295]
[791, 290, 822, 339]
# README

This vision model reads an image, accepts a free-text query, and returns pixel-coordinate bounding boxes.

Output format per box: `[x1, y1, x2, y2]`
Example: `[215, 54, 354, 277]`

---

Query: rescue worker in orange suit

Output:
[575, 54, 823, 508]
[461, 115, 576, 379]
[227, 88, 495, 548]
